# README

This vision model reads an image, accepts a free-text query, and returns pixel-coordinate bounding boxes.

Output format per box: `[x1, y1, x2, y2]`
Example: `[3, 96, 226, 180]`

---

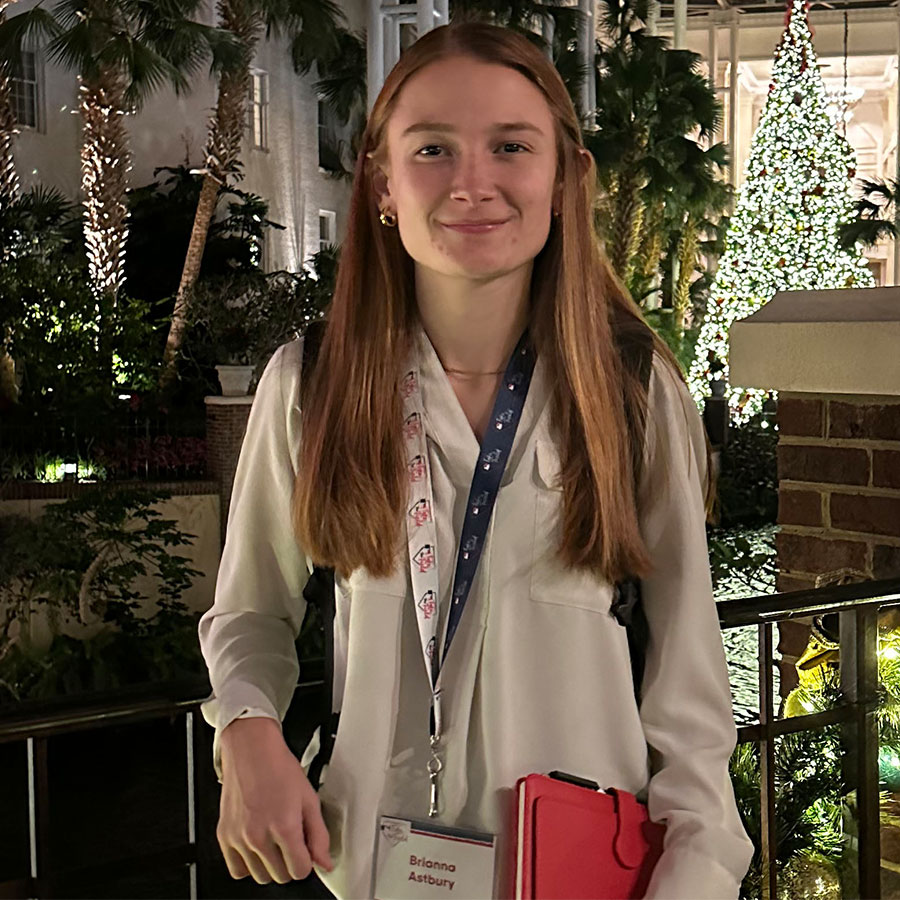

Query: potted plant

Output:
[181, 272, 268, 395]
[180, 247, 338, 396]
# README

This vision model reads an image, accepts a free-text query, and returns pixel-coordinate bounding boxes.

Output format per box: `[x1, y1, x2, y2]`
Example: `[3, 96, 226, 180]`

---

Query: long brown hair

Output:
[293, 19, 689, 582]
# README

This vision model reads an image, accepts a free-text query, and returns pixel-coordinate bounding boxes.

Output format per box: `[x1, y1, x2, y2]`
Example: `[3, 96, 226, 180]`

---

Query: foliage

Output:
[0, 488, 204, 705]
[715, 418, 779, 527]
[641, 307, 701, 375]
[1, 252, 162, 411]
[0, 0, 239, 111]
[125, 165, 287, 304]
[708, 525, 776, 601]
[731, 715, 846, 900]
[178, 245, 338, 391]
[688, 0, 874, 422]
[838, 176, 900, 250]
[585, 0, 728, 327]
[311, 26, 368, 181]
[0, 184, 82, 261]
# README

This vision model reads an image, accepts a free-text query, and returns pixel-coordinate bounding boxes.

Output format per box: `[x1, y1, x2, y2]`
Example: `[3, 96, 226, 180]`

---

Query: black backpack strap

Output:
[302, 565, 337, 791]
[610, 325, 655, 707]
[298, 320, 339, 790]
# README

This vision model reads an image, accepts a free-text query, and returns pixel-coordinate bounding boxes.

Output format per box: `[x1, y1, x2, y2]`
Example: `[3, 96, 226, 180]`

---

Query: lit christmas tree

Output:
[687, 0, 874, 421]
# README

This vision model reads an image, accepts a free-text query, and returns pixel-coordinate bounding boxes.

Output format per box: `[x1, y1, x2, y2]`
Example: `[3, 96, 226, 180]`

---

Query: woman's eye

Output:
[415, 143, 529, 157]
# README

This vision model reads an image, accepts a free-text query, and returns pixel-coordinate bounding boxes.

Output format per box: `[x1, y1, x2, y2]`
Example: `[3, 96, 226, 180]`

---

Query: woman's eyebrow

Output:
[401, 121, 544, 137]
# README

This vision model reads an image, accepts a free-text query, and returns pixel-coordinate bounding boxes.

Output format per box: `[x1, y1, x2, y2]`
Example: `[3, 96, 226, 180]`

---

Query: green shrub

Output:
[0, 488, 204, 705]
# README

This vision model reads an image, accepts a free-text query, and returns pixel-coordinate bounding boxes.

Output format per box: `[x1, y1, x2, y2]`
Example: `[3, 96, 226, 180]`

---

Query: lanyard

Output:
[402, 329, 536, 817]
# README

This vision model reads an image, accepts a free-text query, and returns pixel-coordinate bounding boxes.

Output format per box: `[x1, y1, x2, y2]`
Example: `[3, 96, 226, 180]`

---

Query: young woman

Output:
[198, 20, 754, 900]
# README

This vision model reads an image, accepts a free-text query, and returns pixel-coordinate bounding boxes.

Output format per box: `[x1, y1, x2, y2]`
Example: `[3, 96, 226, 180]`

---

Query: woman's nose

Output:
[447, 156, 499, 204]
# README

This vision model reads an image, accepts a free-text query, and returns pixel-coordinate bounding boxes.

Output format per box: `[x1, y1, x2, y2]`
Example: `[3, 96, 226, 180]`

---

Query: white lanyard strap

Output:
[401, 331, 536, 816]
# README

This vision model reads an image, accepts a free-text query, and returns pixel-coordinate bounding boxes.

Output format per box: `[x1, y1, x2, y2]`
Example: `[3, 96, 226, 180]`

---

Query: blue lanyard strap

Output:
[439, 329, 536, 672]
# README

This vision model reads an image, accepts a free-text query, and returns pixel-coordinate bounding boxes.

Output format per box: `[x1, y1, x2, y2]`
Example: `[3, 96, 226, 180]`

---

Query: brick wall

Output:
[204, 397, 253, 546]
[775, 393, 900, 694]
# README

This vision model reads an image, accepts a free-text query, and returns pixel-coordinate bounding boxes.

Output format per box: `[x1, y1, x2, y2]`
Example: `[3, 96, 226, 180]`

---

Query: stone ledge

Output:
[204, 395, 255, 407]
[730, 287, 900, 396]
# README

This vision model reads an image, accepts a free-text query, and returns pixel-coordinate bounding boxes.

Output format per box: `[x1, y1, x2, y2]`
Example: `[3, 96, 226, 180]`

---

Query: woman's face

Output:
[373, 56, 561, 282]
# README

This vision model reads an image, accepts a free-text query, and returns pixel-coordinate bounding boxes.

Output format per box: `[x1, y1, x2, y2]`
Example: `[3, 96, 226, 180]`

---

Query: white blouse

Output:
[198, 324, 755, 900]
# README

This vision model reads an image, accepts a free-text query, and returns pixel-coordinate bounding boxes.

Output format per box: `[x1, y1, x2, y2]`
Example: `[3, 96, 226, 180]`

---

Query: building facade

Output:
[10, 0, 900, 281]
[9, 0, 366, 275]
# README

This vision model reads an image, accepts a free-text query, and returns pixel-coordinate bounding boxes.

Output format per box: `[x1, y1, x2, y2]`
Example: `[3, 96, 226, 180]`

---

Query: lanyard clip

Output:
[427, 739, 443, 818]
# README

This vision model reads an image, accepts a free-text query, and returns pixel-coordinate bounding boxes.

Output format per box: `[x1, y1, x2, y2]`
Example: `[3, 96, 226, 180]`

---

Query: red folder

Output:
[511, 773, 666, 899]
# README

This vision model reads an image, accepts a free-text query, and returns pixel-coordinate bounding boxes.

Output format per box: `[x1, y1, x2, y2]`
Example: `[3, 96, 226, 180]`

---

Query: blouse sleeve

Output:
[197, 340, 310, 783]
[636, 357, 755, 899]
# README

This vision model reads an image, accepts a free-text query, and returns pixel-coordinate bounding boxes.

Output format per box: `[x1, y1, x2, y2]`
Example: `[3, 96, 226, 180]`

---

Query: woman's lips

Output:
[441, 220, 509, 234]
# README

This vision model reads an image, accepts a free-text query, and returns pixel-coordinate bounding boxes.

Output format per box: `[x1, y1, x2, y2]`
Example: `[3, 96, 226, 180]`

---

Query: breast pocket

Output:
[531, 439, 615, 614]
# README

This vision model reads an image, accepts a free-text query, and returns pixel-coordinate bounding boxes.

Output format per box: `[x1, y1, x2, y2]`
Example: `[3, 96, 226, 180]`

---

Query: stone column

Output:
[205, 396, 253, 547]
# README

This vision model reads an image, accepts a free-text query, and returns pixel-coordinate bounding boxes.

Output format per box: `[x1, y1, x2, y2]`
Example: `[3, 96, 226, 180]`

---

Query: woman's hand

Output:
[217, 716, 335, 884]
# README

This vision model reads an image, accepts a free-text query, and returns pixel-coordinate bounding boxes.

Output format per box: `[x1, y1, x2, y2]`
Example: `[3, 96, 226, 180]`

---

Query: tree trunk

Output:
[160, 0, 262, 388]
[609, 170, 645, 286]
[80, 73, 130, 302]
[673, 214, 699, 337]
[0, 4, 20, 211]
[161, 172, 219, 374]
[639, 198, 665, 280]
[635, 199, 665, 309]
[79, 71, 130, 397]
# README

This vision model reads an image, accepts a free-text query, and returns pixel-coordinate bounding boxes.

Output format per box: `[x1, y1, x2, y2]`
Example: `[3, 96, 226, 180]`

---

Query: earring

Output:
[379, 209, 397, 227]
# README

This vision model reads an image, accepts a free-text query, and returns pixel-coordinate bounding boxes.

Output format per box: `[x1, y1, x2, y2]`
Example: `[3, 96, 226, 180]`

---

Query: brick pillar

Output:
[775, 394, 900, 696]
[204, 396, 253, 546]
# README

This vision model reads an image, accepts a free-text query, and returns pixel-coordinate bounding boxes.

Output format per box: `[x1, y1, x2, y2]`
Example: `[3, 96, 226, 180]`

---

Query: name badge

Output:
[373, 815, 497, 899]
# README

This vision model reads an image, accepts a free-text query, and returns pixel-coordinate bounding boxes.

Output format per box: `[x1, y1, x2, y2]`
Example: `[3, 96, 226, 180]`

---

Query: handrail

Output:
[717, 574, 900, 628]
[3, 578, 899, 898]
[0, 672, 328, 744]
[3, 578, 899, 741]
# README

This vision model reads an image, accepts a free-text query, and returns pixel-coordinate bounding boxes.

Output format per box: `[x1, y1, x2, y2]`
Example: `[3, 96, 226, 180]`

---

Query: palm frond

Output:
[266, 0, 346, 76]
[313, 26, 365, 126]
[0, 6, 63, 70]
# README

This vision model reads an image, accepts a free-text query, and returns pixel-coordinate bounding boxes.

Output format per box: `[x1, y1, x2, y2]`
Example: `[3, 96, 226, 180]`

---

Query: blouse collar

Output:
[409, 320, 552, 488]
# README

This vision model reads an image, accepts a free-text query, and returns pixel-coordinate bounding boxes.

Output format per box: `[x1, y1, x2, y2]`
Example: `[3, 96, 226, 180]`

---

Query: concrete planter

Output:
[214, 364, 254, 397]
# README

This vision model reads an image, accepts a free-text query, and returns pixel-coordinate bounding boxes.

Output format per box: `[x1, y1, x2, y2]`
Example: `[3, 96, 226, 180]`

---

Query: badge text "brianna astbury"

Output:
[408, 855, 457, 890]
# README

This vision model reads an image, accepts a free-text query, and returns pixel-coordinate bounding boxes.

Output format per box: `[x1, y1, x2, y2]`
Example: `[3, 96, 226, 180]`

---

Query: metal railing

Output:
[3, 579, 900, 898]
[720, 574, 900, 900]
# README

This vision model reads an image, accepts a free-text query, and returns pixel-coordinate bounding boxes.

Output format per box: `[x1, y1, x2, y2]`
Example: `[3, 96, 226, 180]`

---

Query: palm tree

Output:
[312, 25, 367, 182]
[587, 0, 721, 286]
[162, 0, 347, 383]
[451, 0, 588, 108]
[669, 142, 730, 336]
[839, 177, 900, 249]
[0, 1, 20, 211]
[0, 0, 236, 305]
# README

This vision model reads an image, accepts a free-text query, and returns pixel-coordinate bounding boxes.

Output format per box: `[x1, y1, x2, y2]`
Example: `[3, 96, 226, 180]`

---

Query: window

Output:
[317, 98, 342, 171]
[10, 50, 38, 129]
[249, 70, 268, 150]
[319, 210, 336, 252]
